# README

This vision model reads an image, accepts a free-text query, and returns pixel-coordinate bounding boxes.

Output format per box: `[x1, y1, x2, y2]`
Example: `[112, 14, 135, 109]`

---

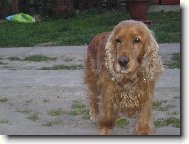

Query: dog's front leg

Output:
[96, 84, 116, 135]
[134, 81, 155, 135]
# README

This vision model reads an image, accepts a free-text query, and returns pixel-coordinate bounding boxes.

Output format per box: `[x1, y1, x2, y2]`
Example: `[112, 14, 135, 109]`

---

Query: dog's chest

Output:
[112, 79, 146, 116]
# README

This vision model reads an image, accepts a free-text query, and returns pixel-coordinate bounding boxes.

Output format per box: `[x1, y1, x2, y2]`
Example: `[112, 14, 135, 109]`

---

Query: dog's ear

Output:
[105, 31, 124, 81]
[141, 31, 164, 80]
[105, 31, 117, 63]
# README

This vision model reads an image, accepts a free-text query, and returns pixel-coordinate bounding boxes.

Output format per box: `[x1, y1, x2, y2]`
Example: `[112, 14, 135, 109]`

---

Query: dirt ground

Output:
[0, 44, 180, 135]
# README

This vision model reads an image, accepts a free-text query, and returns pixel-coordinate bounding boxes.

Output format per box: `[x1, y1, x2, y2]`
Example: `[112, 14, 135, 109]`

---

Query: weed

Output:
[15, 108, 32, 114]
[43, 99, 50, 103]
[40, 64, 83, 70]
[167, 111, 178, 116]
[25, 99, 33, 104]
[0, 97, 8, 102]
[158, 107, 169, 111]
[153, 101, 163, 109]
[69, 100, 89, 117]
[69, 100, 86, 115]
[24, 55, 57, 62]
[153, 100, 173, 111]
[42, 120, 64, 126]
[82, 109, 90, 119]
[0, 61, 8, 65]
[7, 57, 22, 61]
[154, 117, 180, 128]
[0, 119, 9, 124]
[48, 108, 65, 116]
[27, 112, 39, 121]
[63, 57, 73, 62]
[116, 118, 129, 128]
[166, 53, 180, 69]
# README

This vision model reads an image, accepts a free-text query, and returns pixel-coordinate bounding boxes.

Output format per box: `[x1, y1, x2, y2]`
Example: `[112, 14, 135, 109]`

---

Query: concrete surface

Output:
[0, 44, 180, 135]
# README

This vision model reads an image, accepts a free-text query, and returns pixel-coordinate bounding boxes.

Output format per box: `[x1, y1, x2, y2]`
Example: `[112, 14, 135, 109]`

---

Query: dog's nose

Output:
[118, 57, 130, 67]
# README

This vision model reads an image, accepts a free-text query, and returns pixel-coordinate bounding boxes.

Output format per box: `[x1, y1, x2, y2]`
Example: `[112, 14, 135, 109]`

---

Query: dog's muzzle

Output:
[118, 56, 130, 68]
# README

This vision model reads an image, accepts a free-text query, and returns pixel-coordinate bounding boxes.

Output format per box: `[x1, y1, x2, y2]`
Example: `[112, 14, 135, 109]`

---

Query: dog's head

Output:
[105, 20, 163, 81]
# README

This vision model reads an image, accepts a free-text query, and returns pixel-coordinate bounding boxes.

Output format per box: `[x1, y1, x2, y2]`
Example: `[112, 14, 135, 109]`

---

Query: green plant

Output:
[82, 109, 90, 119]
[42, 119, 64, 126]
[166, 53, 180, 69]
[27, 112, 39, 121]
[167, 111, 178, 116]
[7, 57, 22, 61]
[116, 118, 129, 127]
[0, 61, 7, 65]
[0, 97, 8, 102]
[25, 99, 33, 104]
[15, 108, 33, 114]
[69, 100, 88, 116]
[154, 117, 180, 128]
[24, 55, 57, 62]
[47, 108, 65, 116]
[0, 10, 180, 47]
[40, 64, 83, 70]
[0, 119, 8, 124]
[43, 99, 50, 103]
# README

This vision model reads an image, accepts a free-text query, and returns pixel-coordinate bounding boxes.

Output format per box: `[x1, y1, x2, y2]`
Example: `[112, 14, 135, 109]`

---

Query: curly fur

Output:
[85, 20, 163, 135]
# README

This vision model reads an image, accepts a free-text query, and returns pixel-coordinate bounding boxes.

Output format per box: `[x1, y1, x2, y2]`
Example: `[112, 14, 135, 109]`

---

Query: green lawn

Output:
[0, 9, 180, 47]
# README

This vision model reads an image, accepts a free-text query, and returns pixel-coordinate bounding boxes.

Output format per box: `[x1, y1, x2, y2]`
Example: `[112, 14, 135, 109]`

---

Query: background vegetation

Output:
[0, 9, 180, 47]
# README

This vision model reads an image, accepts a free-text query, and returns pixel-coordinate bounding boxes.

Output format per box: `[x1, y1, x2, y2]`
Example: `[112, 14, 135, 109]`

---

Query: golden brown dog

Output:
[85, 20, 163, 135]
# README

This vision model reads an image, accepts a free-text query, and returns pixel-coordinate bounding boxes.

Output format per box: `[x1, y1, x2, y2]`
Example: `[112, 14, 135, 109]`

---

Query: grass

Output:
[0, 120, 9, 124]
[46, 101, 90, 119]
[153, 100, 163, 109]
[25, 99, 33, 104]
[69, 100, 89, 118]
[15, 108, 33, 114]
[167, 111, 178, 116]
[148, 11, 180, 43]
[154, 117, 180, 128]
[166, 53, 180, 69]
[24, 55, 57, 62]
[0, 61, 8, 65]
[0, 10, 180, 47]
[82, 109, 90, 119]
[153, 100, 166, 111]
[40, 64, 84, 70]
[8, 57, 22, 61]
[47, 108, 65, 116]
[42, 119, 64, 126]
[7, 55, 57, 62]
[27, 112, 39, 121]
[43, 99, 50, 103]
[153, 100, 175, 112]
[0, 97, 8, 102]
[116, 118, 129, 128]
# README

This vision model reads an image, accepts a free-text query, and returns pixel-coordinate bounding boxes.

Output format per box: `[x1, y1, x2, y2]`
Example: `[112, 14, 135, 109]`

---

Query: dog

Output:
[85, 20, 163, 135]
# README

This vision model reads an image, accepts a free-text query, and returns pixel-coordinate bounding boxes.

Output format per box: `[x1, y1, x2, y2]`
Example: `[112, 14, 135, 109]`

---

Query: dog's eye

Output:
[115, 38, 121, 43]
[133, 38, 141, 44]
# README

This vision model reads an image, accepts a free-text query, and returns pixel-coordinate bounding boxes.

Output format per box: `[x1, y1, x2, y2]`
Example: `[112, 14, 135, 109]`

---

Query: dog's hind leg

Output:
[88, 90, 99, 123]
[85, 58, 99, 123]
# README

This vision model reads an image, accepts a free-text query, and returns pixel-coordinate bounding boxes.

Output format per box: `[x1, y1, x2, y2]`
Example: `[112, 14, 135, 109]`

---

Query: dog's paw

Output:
[98, 128, 112, 135]
[134, 124, 155, 135]
[89, 109, 96, 123]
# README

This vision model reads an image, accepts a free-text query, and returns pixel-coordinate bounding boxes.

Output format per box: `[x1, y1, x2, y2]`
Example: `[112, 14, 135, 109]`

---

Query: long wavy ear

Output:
[141, 31, 164, 81]
[104, 31, 124, 81]
[104, 32, 116, 76]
